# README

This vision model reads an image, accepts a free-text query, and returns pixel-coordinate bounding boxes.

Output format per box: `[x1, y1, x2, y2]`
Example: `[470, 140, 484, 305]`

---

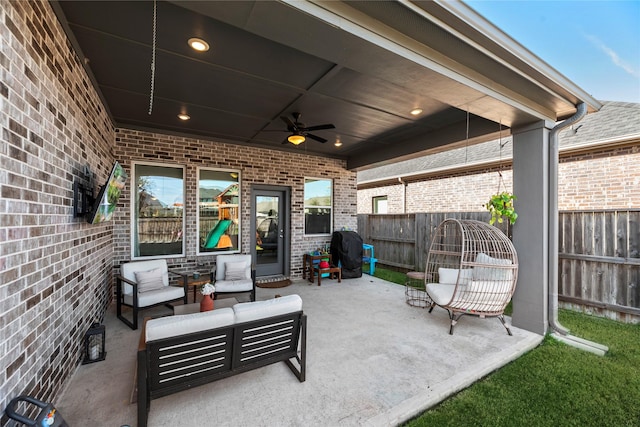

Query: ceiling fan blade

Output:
[304, 124, 335, 132]
[306, 133, 327, 143]
[280, 116, 297, 131]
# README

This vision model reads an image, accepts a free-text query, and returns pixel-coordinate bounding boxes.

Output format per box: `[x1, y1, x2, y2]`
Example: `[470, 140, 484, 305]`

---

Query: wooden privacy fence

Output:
[357, 212, 510, 272]
[358, 210, 639, 321]
[558, 210, 640, 321]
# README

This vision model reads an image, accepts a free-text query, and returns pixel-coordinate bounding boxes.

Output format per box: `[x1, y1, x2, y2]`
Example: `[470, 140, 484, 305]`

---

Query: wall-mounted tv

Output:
[87, 161, 127, 224]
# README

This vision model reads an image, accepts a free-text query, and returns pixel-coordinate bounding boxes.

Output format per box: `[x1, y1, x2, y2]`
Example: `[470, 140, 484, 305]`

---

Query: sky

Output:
[466, 0, 640, 103]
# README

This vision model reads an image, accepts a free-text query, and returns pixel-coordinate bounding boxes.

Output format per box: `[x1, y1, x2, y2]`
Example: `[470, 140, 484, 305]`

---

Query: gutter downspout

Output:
[398, 177, 407, 213]
[548, 102, 608, 356]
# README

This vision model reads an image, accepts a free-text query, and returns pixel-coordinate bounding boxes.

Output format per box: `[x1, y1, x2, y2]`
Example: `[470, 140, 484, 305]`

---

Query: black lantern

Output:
[82, 323, 106, 364]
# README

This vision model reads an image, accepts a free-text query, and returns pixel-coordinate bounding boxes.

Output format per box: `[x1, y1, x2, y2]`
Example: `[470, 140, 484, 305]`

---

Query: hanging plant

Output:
[485, 192, 518, 225]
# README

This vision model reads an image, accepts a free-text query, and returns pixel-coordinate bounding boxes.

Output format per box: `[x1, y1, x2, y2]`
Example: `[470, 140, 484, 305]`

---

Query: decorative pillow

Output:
[438, 268, 473, 285]
[473, 253, 513, 281]
[135, 268, 165, 293]
[224, 261, 248, 281]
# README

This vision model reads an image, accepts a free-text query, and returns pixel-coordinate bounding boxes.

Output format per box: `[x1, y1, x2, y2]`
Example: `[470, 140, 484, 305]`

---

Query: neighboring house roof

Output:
[357, 101, 640, 186]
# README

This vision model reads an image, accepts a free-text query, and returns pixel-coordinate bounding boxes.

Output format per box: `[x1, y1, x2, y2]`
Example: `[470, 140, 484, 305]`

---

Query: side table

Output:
[179, 271, 213, 303]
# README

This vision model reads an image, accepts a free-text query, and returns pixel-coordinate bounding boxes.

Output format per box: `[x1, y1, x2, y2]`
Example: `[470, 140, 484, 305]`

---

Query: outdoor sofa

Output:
[137, 294, 306, 427]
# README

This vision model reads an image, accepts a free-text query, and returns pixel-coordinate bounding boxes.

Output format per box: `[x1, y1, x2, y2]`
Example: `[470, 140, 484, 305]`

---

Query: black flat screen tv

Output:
[87, 161, 127, 224]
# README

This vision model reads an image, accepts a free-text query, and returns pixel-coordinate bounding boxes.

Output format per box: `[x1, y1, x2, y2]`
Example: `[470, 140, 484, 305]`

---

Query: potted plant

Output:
[200, 283, 216, 312]
[485, 192, 518, 225]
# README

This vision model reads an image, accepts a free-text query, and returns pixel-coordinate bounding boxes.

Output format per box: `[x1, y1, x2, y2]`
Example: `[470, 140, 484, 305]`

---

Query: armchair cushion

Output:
[215, 255, 252, 281]
[135, 268, 165, 293]
[121, 259, 170, 295]
[224, 261, 249, 281]
[124, 286, 185, 308]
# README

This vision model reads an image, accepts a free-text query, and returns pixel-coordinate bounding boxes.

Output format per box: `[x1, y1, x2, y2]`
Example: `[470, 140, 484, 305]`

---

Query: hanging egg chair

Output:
[424, 219, 519, 335]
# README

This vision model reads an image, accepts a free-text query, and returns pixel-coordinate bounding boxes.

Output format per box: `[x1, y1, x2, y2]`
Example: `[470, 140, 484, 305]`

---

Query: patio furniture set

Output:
[137, 294, 306, 427]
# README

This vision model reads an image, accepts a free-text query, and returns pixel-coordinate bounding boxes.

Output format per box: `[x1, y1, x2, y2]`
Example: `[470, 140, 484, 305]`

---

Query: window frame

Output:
[303, 177, 333, 236]
[196, 167, 241, 256]
[373, 195, 388, 214]
[130, 161, 186, 260]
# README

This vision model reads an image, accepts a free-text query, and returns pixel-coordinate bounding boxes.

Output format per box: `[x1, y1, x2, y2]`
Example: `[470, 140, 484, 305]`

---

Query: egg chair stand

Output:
[424, 219, 519, 335]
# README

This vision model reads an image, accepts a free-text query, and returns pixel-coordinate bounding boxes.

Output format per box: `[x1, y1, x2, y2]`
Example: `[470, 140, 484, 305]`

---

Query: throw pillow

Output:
[473, 252, 513, 281]
[225, 261, 247, 281]
[438, 268, 473, 285]
[135, 268, 165, 293]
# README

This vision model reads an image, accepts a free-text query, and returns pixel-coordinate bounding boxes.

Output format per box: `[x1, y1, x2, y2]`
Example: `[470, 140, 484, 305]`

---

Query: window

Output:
[132, 163, 185, 258]
[198, 168, 240, 254]
[304, 178, 332, 235]
[373, 196, 388, 214]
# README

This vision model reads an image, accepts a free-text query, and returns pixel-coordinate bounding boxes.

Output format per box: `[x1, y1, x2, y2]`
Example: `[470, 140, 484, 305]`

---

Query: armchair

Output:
[116, 259, 187, 330]
[213, 254, 256, 302]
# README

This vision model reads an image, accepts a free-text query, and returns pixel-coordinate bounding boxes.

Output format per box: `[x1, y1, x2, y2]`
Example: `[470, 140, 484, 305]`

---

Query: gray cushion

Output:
[225, 261, 248, 281]
[135, 268, 165, 293]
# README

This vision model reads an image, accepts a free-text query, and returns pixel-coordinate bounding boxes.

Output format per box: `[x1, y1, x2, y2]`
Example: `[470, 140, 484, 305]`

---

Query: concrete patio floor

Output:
[58, 275, 542, 426]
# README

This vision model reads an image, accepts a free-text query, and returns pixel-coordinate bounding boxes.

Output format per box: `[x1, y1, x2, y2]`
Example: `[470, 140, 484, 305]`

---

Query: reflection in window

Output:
[198, 169, 240, 253]
[373, 196, 388, 214]
[304, 178, 332, 235]
[133, 163, 184, 258]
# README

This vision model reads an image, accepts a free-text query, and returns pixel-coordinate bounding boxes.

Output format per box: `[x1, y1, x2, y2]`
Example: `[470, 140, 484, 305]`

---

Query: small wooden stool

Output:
[312, 266, 342, 286]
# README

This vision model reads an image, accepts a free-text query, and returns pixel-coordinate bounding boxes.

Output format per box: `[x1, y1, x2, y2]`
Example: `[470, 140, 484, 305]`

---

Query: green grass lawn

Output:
[372, 267, 640, 427]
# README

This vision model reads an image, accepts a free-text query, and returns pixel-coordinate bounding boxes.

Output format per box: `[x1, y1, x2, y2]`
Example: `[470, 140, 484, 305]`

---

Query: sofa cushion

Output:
[145, 307, 235, 342]
[438, 268, 473, 285]
[233, 294, 302, 323]
[135, 268, 165, 293]
[473, 253, 513, 281]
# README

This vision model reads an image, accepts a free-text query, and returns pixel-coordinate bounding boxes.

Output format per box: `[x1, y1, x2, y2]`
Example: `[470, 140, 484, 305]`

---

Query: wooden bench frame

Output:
[137, 311, 307, 427]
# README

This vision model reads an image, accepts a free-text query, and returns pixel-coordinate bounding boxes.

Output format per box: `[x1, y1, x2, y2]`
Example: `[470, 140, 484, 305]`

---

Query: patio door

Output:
[251, 186, 290, 277]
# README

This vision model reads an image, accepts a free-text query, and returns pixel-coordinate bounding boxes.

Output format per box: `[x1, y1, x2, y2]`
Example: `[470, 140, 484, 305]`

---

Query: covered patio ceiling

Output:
[52, 0, 600, 170]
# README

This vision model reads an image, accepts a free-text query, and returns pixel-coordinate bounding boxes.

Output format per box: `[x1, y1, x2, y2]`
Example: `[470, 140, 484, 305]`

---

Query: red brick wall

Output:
[113, 129, 357, 278]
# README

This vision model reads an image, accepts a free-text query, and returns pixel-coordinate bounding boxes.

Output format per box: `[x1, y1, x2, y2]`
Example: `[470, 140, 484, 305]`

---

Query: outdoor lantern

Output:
[82, 323, 106, 364]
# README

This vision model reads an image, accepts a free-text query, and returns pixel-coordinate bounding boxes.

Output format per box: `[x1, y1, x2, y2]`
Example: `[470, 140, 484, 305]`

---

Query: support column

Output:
[511, 120, 554, 335]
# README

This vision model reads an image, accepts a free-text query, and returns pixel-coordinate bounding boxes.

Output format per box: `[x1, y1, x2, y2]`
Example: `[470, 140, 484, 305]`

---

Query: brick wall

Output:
[113, 128, 357, 278]
[1, 1, 116, 422]
[358, 145, 640, 213]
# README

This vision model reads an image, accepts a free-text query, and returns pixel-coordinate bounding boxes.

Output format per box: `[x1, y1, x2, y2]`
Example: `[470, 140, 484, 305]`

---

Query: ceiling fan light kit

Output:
[288, 134, 306, 145]
[277, 112, 335, 146]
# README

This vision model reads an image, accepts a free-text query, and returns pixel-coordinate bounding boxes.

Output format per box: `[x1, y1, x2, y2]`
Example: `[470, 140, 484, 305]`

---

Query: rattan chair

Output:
[424, 219, 518, 335]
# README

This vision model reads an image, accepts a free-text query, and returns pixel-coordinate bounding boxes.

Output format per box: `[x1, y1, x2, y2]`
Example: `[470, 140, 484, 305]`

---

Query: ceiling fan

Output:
[277, 113, 335, 145]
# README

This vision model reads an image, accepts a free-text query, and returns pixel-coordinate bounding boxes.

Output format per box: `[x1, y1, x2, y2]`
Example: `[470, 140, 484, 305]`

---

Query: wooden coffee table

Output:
[173, 297, 238, 315]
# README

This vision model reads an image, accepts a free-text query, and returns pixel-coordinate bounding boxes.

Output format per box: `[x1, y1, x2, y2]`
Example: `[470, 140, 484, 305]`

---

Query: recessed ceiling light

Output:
[334, 139, 343, 147]
[177, 113, 190, 121]
[410, 108, 423, 116]
[188, 38, 209, 52]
